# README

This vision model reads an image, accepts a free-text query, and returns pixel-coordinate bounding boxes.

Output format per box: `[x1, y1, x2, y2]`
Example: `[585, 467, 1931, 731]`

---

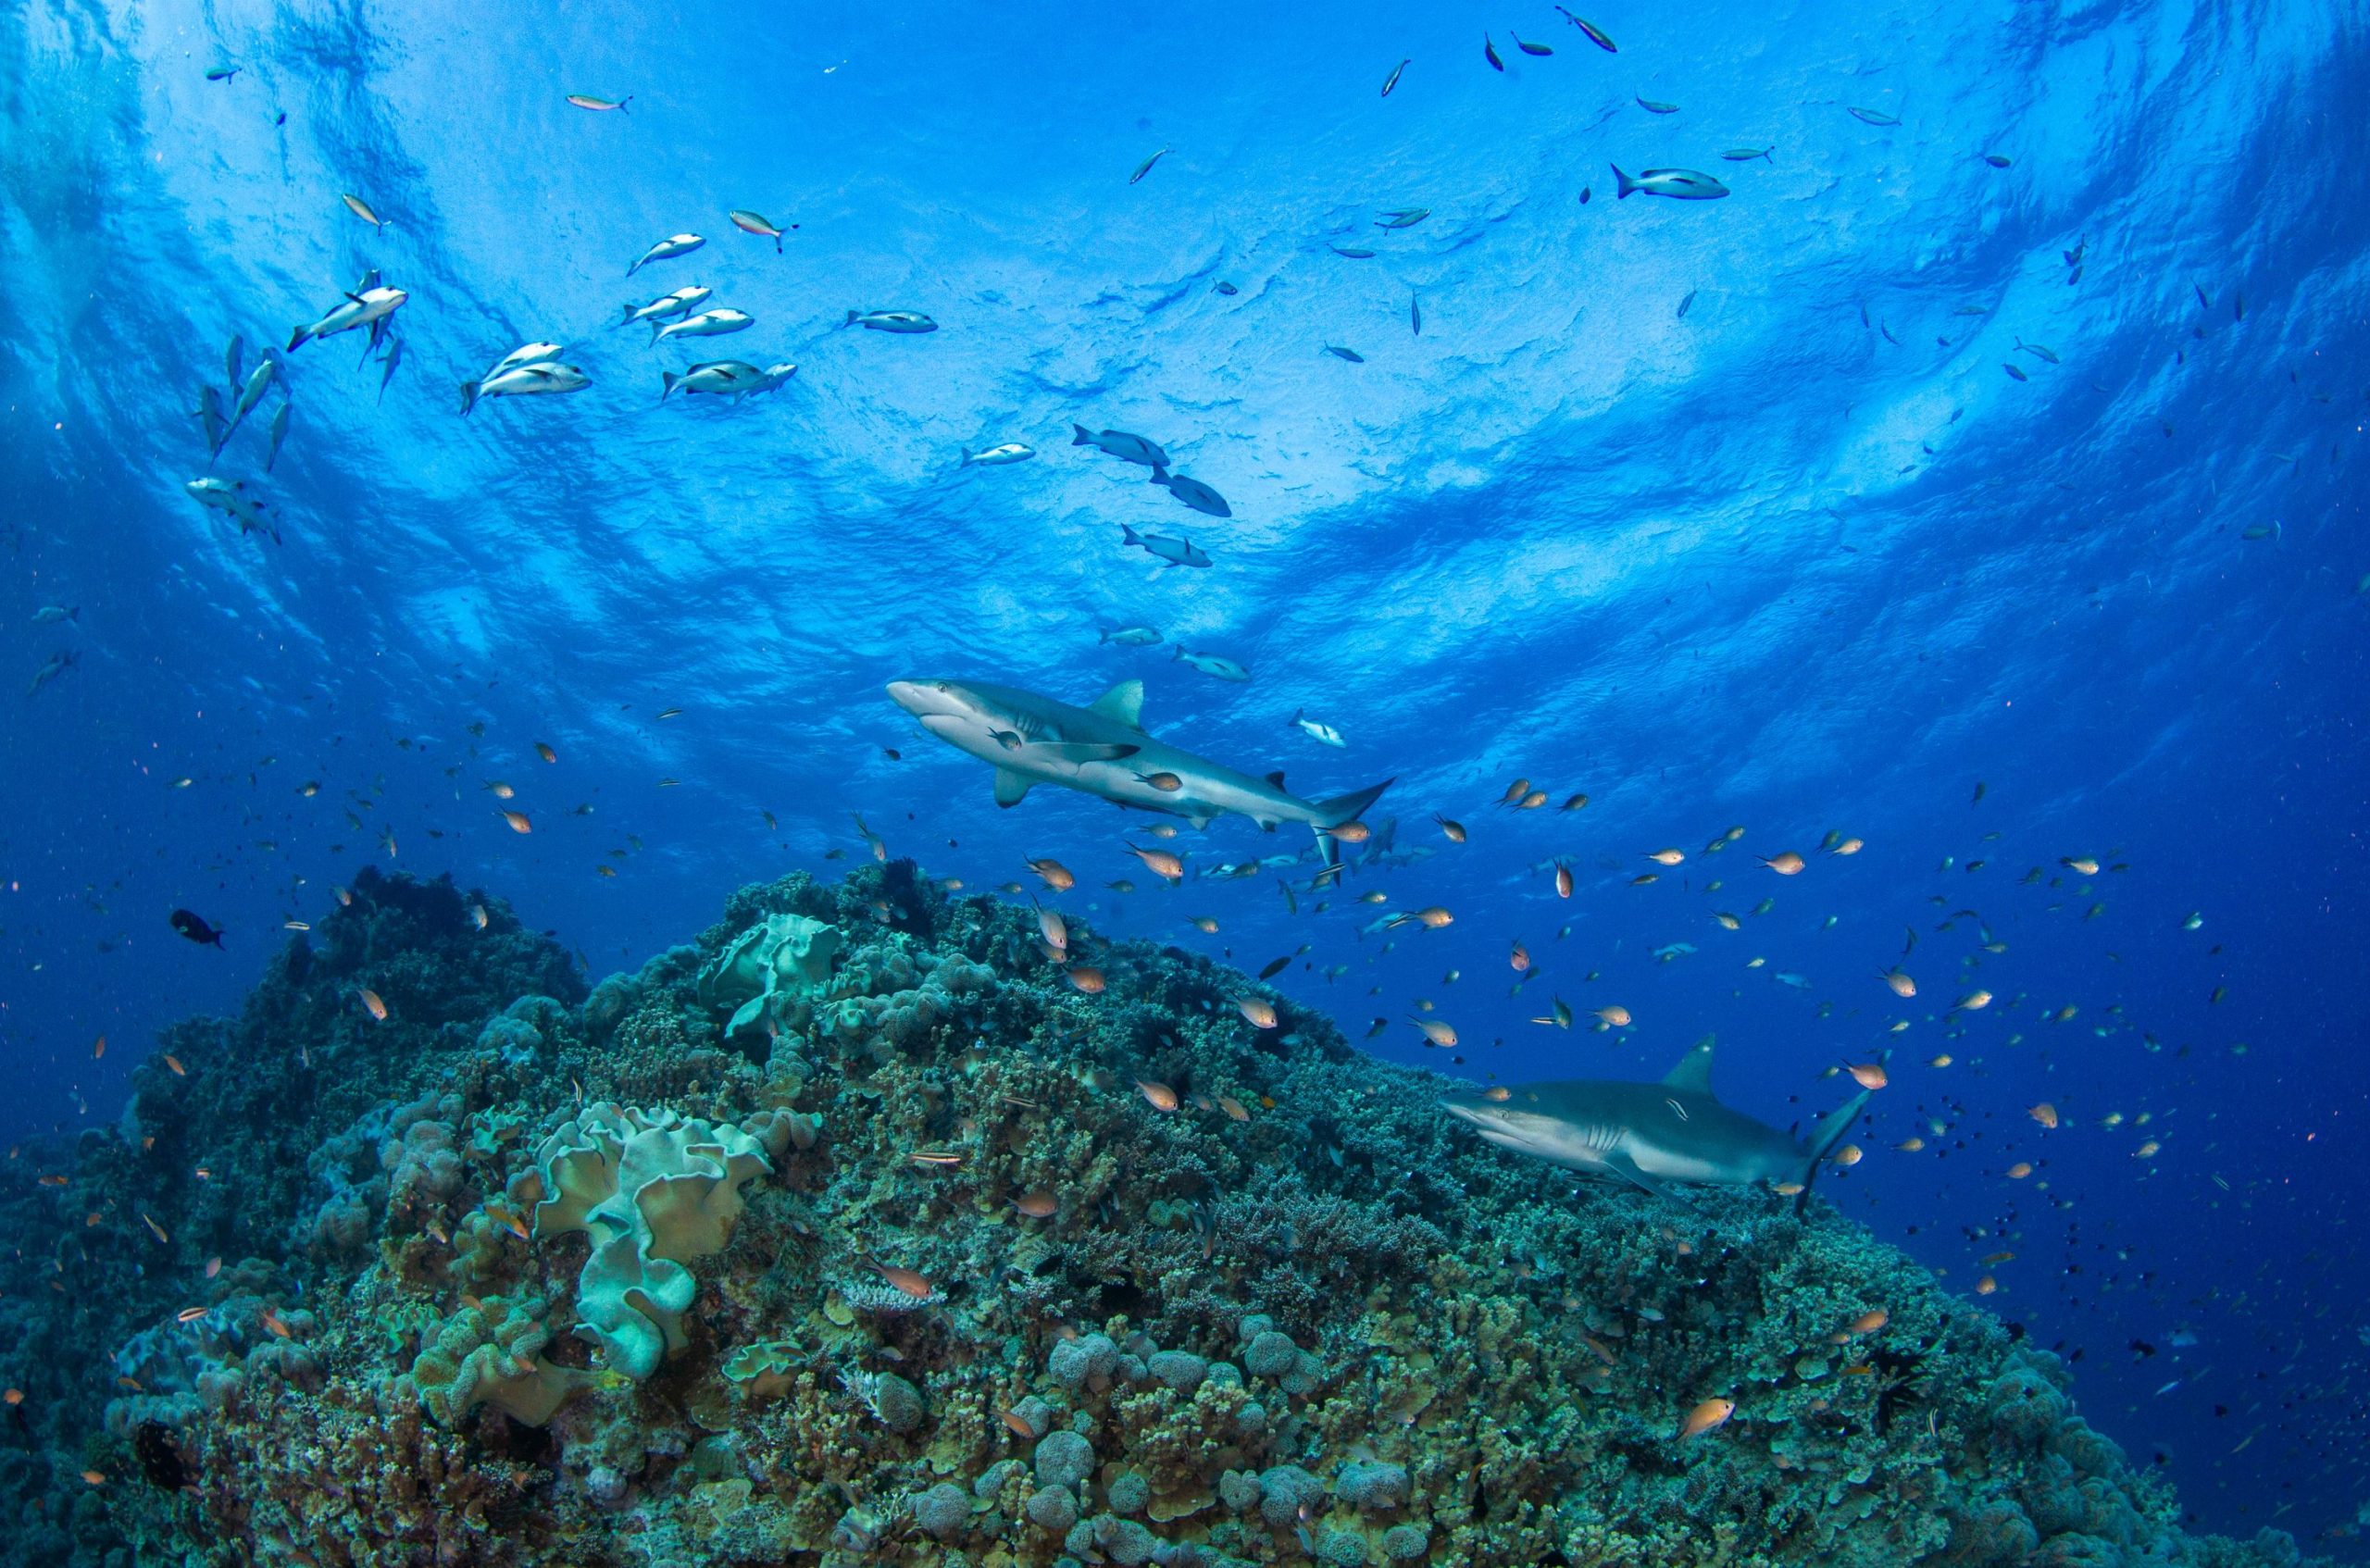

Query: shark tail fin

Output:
[1124, 524, 1145, 546]
[1072, 423, 1092, 444]
[1794, 1052, 1884, 1214]
[1612, 163, 1639, 199]
[459, 381, 480, 416]
[1309, 778, 1394, 867]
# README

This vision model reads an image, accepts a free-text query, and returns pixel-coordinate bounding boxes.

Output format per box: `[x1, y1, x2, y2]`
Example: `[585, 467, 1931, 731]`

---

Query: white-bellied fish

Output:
[231, 359, 278, 428]
[1174, 647, 1250, 682]
[191, 385, 228, 457]
[1555, 7, 1617, 50]
[1848, 106, 1901, 126]
[185, 478, 279, 541]
[655, 307, 753, 344]
[1637, 96, 1679, 113]
[1073, 425, 1168, 467]
[1150, 466, 1230, 517]
[660, 360, 773, 400]
[1381, 59, 1408, 96]
[628, 233, 705, 275]
[1099, 625, 1162, 646]
[1120, 525, 1210, 568]
[963, 442, 1035, 466]
[1129, 147, 1169, 184]
[1722, 145, 1774, 161]
[1376, 207, 1428, 229]
[464, 362, 589, 413]
[341, 193, 384, 229]
[568, 93, 631, 111]
[224, 333, 243, 392]
[1611, 166, 1728, 200]
[620, 285, 711, 330]
[843, 309, 937, 332]
[287, 285, 406, 353]
[1290, 711, 1345, 747]
[460, 342, 564, 414]
[265, 402, 290, 470]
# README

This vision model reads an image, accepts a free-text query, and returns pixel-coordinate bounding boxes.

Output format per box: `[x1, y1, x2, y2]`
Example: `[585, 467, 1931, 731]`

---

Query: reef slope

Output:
[0, 866, 2321, 1567]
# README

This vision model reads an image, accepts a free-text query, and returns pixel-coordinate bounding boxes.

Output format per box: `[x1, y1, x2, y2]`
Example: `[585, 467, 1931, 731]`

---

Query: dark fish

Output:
[1983, 153, 2011, 168]
[169, 909, 227, 948]
[1971, 779, 1987, 804]
[205, 66, 240, 82]
[1215, 280, 1239, 295]
[1848, 106, 1900, 126]
[2232, 290, 2244, 321]
[1637, 96, 1679, 113]
[1677, 290, 1696, 317]
[1381, 58, 1408, 97]
[1579, 186, 1590, 204]
[1410, 294, 1421, 336]
[2193, 282, 2209, 309]
[1330, 245, 1377, 259]
[1484, 35, 1504, 70]
[1129, 147, 1169, 185]
[1555, 7, 1617, 51]
[1515, 35, 1552, 56]
[2002, 363, 2027, 381]
[1259, 955, 1291, 980]
[1325, 344, 1365, 363]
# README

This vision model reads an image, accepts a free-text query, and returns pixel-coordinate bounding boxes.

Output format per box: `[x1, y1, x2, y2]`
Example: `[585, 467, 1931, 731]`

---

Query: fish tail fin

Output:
[286, 326, 308, 352]
[649, 321, 665, 346]
[1612, 164, 1639, 198]
[959, 447, 971, 466]
[1795, 1060, 1881, 1213]
[459, 381, 479, 417]
[1123, 524, 1144, 546]
[618, 96, 632, 115]
[842, 310, 859, 328]
[1289, 708, 1302, 728]
[617, 304, 638, 326]
[1073, 423, 1096, 444]
[661, 371, 680, 401]
[1150, 464, 1167, 483]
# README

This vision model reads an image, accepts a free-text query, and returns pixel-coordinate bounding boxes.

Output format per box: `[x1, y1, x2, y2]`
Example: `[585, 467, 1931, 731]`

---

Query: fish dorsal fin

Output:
[1662, 1035, 1717, 1097]
[1265, 770, 1287, 789]
[1088, 679, 1145, 730]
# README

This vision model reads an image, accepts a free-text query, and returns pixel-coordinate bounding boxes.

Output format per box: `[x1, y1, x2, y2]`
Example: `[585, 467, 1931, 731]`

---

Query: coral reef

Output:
[0, 865, 2327, 1567]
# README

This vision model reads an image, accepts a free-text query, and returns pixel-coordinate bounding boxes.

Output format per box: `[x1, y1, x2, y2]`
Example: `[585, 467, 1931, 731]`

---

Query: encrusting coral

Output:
[0, 864, 2329, 1568]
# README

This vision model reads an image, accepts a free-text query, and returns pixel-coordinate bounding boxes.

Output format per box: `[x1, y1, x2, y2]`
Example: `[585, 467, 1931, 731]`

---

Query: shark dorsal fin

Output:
[1266, 770, 1286, 790]
[1662, 1035, 1717, 1096]
[1088, 679, 1146, 730]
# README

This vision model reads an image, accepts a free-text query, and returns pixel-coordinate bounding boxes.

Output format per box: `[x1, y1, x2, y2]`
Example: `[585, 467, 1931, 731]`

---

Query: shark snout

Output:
[887, 678, 955, 719]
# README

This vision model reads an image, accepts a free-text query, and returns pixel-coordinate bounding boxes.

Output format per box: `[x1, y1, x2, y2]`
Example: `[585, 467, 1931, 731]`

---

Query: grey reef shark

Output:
[1441, 1036, 1878, 1212]
[887, 677, 1391, 865]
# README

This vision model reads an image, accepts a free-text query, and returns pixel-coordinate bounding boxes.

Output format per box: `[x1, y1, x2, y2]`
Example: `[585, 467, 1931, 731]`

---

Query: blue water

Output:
[4, 0, 2366, 1546]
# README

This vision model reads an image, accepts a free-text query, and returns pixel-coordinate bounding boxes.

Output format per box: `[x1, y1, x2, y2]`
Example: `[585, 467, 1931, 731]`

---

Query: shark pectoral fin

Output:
[1603, 1150, 1696, 1209]
[1087, 679, 1147, 729]
[992, 769, 1033, 807]
[1036, 741, 1140, 764]
[1184, 813, 1217, 830]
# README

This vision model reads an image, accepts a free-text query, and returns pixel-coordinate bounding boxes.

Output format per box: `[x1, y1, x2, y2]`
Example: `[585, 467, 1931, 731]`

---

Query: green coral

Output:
[517, 1101, 790, 1379]
[696, 911, 842, 1035]
[398, 1292, 592, 1426]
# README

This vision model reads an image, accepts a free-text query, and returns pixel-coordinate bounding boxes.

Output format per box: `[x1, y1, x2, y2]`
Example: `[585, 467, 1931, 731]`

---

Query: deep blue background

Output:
[3, 0, 2365, 1548]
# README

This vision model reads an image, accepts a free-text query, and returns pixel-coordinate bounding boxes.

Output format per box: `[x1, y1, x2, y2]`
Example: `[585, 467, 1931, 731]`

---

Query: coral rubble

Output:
[0, 865, 2326, 1567]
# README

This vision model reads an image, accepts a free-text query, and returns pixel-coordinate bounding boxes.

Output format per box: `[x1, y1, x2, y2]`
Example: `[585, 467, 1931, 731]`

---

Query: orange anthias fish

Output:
[1025, 856, 1076, 891]
[358, 988, 389, 1021]
[1136, 1080, 1179, 1112]
[871, 1260, 934, 1299]
[1679, 1398, 1736, 1438]
[1237, 997, 1279, 1029]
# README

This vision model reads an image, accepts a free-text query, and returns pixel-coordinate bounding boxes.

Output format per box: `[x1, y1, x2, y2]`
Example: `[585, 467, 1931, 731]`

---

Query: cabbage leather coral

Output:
[695, 911, 842, 1035]
[400, 1292, 592, 1426]
[507, 1101, 792, 1378]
